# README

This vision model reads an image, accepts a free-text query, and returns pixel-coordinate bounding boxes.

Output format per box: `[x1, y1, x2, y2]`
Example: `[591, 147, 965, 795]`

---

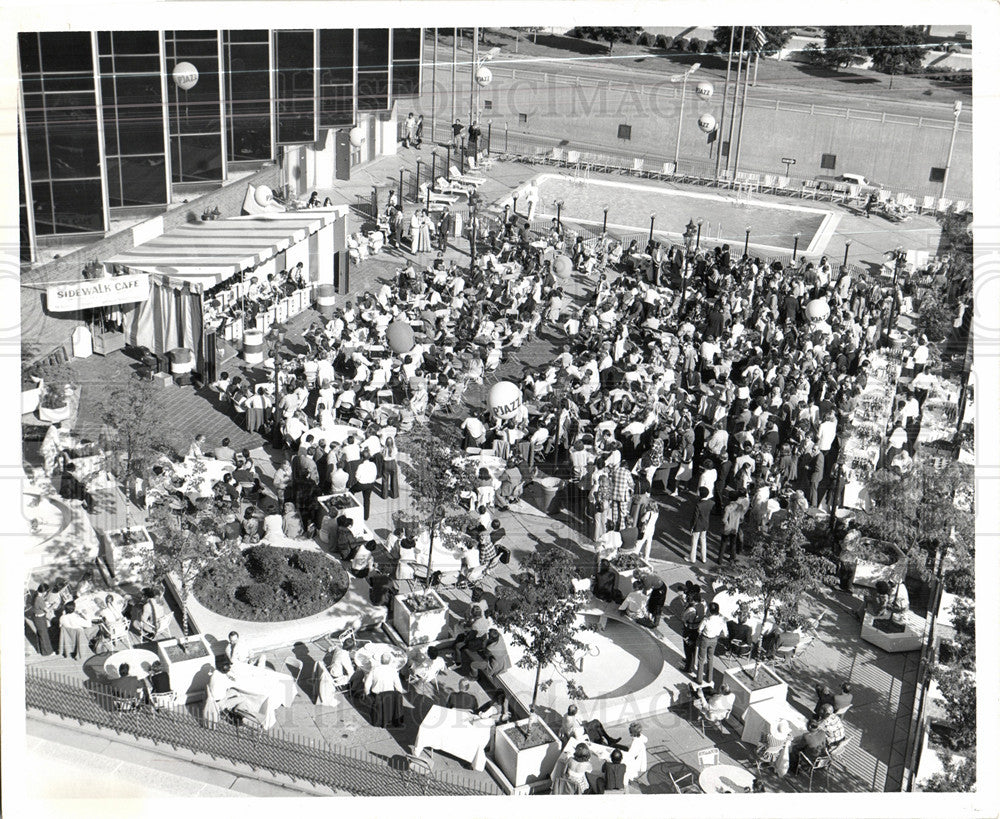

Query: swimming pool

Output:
[504, 173, 839, 256]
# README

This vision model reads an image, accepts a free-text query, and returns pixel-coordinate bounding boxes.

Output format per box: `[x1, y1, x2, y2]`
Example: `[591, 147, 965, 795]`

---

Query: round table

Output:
[698, 764, 756, 794]
[75, 591, 127, 622]
[352, 643, 408, 673]
[104, 648, 159, 680]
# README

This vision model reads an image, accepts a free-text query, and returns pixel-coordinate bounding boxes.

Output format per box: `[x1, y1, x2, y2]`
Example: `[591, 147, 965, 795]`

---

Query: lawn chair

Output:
[433, 177, 470, 198]
[449, 165, 486, 187]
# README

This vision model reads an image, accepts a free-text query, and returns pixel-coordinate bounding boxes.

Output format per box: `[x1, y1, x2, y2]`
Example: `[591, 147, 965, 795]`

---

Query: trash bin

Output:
[315, 283, 337, 318]
[71, 325, 93, 359]
[534, 476, 564, 514]
[242, 331, 265, 365]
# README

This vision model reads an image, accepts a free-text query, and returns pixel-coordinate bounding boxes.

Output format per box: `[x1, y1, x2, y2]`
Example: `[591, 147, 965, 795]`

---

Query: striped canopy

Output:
[106, 210, 339, 288]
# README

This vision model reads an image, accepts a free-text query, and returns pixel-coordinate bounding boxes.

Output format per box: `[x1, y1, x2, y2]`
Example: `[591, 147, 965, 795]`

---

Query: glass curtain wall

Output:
[357, 29, 390, 112]
[223, 30, 272, 161]
[165, 30, 224, 183]
[97, 30, 169, 207]
[391, 28, 421, 99]
[19, 31, 106, 235]
[274, 30, 316, 144]
[318, 29, 355, 128]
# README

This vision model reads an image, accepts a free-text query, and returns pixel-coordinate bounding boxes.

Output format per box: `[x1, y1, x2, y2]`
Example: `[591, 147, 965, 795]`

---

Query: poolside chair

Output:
[432, 177, 470, 198]
[566, 150, 581, 166]
[920, 195, 936, 213]
[449, 165, 486, 186]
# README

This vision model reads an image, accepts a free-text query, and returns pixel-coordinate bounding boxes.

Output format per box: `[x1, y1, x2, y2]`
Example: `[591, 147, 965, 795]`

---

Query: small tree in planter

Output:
[717, 506, 835, 679]
[133, 500, 241, 635]
[397, 420, 478, 593]
[493, 545, 589, 722]
[99, 375, 179, 526]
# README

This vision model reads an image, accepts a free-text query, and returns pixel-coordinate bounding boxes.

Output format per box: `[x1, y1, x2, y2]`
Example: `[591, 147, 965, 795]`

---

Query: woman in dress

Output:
[418, 210, 433, 253]
[564, 743, 594, 794]
[380, 436, 399, 499]
[409, 210, 422, 252]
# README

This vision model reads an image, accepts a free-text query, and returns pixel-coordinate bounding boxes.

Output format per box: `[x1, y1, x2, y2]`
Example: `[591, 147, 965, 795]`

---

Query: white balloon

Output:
[806, 298, 830, 321]
[172, 61, 199, 91]
[476, 66, 493, 87]
[254, 185, 274, 207]
[695, 81, 714, 99]
[488, 381, 523, 419]
[697, 113, 717, 133]
[349, 126, 365, 148]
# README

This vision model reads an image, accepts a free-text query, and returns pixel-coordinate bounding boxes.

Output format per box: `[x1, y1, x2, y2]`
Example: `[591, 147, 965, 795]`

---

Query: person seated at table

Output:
[756, 718, 793, 773]
[241, 508, 263, 543]
[495, 459, 524, 509]
[213, 472, 241, 505]
[145, 660, 172, 700]
[559, 703, 588, 744]
[98, 595, 131, 643]
[109, 663, 144, 704]
[446, 679, 479, 711]
[466, 628, 511, 678]
[600, 748, 628, 794]
[327, 639, 355, 685]
[58, 601, 96, 660]
[833, 682, 854, 712]
[815, 703, 847, 751]
[759, 622, 802, 659]
[726, 611, 754, 649]
[407, 644, 446, 691]
[813, 684, 837, 717]
[203, 660, 256, 725]
[476, 690, 511, 724]
[693, 683, 736, 723]
[788, 719, 830, 775]
[133, 587, 168, 640]
[187, 433, 207, 460]
[619, 579, 648, 621]
[563, 743, 594, 794]
[365, 654, 406, 729]
[225, 631, 267, 668]
[348, 540, 376, 579]
[214, 437, 236, 463]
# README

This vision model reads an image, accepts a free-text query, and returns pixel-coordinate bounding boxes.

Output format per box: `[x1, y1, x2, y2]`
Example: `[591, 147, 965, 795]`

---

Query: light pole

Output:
[670, 62, 702, 170]
[843, 238, 852, 269]
[602, 205, 609, 234]
[649, 213, 656, 244]
[696, 218, 703, 251]
[792, 232, 800, 262]
[555, 200, 563, 229]
[941, 100, 962, 198]
[744, 225, 751, 258]
[512, 194, 518, 214]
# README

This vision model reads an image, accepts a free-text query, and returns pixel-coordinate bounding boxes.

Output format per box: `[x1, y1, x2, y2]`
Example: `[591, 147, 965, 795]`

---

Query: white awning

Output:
[106, 208, 341, 287]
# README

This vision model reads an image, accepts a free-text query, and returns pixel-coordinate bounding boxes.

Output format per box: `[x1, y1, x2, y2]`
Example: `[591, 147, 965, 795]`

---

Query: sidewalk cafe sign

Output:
[46, 273, 151, 313]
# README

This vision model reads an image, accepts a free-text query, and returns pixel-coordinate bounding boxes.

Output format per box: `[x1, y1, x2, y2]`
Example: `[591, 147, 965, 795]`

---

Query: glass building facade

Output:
[19, 28, 422, 256]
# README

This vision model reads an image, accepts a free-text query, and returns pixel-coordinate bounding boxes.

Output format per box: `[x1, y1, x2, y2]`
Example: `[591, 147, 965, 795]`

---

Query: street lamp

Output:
[670, 62, 702, 170]
[696, 218, 703, 251]
[512, 194, 518, 214]
[744, 225, 751, 258]
[555, 200, 564, 228]
[649, 213, 657, 244]
[941, 100, 962, 198]
[503, 203, 510, 223]
[792, 232, 800, 262]
[602, 205, 610, 234]
[843, 238, 853, 269]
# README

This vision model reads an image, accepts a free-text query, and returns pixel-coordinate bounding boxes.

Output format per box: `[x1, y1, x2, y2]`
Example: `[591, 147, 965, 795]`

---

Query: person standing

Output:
[353, 454, 378, 520]
[694, 602, 727, 685]
[414, 114, 424, 148]
[402, 112, 415, 148]
[437, 206, 454, 251]
[380, 436, 399, 500]
[418, 210, 433, 253]
[467, 120, 481, 158]
[719, 491, 750, 562]
[688, 486, 713, 563]
[451, 118, 463, 148]
[31, 583, 55, 656]
[365, 654, 406, 728]
[681, 587, 706, 674]
[608, 463, 635, 531]
[644, 574, 668, 629]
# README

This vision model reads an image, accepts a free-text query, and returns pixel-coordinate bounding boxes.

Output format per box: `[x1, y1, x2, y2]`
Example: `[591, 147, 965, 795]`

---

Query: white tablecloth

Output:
[228, 662, 297, 730]
[698, 764, 756, 794]
[105, 648, 159, 680]
[413, 705, 494, 771]
[353, 643, 408, 673]
[75, 591, 126, 622]
[740, 699, 809, 743]
[164, 456, 234, 499]
[304, 424, 358, 447]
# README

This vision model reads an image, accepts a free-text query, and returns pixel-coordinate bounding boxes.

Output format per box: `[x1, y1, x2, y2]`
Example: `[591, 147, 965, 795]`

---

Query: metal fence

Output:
[25, 667, 499, 797]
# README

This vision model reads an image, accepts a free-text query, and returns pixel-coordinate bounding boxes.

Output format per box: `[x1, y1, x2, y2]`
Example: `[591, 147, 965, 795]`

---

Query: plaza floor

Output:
[23, 146, 931, 794]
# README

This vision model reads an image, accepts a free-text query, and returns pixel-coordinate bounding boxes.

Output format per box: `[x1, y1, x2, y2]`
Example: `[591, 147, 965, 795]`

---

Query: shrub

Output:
[283, 574, 315, 601]
[245, 544, 288, 583]
[688, 37, 704, 53]
[637, 31, 652, 46]
[622, 28, 642, 45]
[655, 34, 672, 49]
[238, 582, 272, 608]
[673, 37, 689, 52]
[291, 550, 333, 575]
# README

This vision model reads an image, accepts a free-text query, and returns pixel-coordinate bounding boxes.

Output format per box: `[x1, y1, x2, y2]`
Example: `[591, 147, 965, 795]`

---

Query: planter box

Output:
[842, 537, 907, 589]
[723, 663, 788, 720]
[392, 590, 449, 646]
[92, 331, 126, 356]
[610, 556, 653, 599]
[22, 387, 41, 415]
[98, 526, 153, 586]
[318, 492, 364, 531]
[38, 403, 71, 424]
[157, 635, 214, 704]
[493, 717, 561, 788]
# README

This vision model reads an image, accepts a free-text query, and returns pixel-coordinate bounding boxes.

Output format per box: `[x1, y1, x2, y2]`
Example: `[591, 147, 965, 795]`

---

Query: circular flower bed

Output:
[193, 545, 350, 622]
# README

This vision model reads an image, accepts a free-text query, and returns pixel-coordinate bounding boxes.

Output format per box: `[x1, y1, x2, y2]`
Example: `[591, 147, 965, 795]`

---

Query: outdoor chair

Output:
[696, 748, 720, 769]
[798, 749, 832, 791]
[668, 769, 701, 794]
[834, 703, 852, 717]
[399, 751, 435, 795]
[726, 638, 752, 660]
[695, 703, 733, 738]
[449, 165, 485, 187]
[146, 688, 179, 717]
[285, 657, 310, 698]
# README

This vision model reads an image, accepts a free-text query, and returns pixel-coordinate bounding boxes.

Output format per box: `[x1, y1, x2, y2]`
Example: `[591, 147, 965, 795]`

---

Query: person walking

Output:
[688, 486, 713, 563]
[681, 587, 706, 674]
[380, 436, 399, 500]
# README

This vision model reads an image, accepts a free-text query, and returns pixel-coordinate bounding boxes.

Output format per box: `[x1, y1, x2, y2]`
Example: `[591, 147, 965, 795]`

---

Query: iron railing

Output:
[25, 667, 499, 797]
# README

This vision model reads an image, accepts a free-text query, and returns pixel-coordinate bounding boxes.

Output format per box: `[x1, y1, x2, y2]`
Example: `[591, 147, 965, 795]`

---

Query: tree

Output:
[718, 507, 836, 673]
[133, 497, 241, 635]
[934, 666, 976, 753]
[99, 375, 179, 526]
[868, 26, 928, 80]
[712, 26, 791, 56]
[807, 26, 873, 70]
[397, 420, 478, 590]
[922, 751, 976, 792]
[493, 545, 588, 717]
[861, 460, 974, 585]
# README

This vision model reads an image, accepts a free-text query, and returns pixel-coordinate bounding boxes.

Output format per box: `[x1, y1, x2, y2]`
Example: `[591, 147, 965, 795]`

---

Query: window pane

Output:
[48, 178, 105, 233]
[319, 29, 354, 128]
[357, 29, 389, 111]
[106, 156, 123, 207]
[39, 32, 93, 74]
[111, 30, 159, 55]
[117, 155, 167, 206]
[170, 133, 223, 182]
[225, 36, 272, 161]
[165, 31, 222, 137]
[19, 33, 41, 74]
[46, 118, 102, 178]
[391, 28, 421, 99]
[275, 30, 315, 144]
[31, 181, 54, 235]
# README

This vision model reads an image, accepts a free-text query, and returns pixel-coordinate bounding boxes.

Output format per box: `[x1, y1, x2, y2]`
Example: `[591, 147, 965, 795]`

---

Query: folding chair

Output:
[696, 748, 720, 769]
[285, 657, 310, 698]
[146, 688, 179, 718]
[398, 751, 435, 795]
[726, 639, 753, 661]
[668, 769, 701, 793]
[798, 749, 832, 791]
